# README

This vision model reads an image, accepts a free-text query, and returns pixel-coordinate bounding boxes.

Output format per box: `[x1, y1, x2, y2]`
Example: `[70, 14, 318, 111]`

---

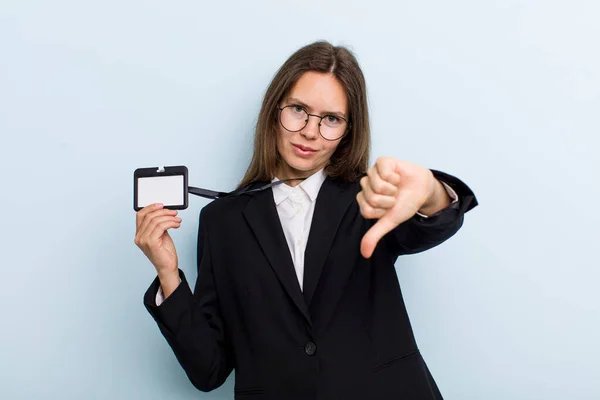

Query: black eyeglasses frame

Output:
[277, 105, 351, 141]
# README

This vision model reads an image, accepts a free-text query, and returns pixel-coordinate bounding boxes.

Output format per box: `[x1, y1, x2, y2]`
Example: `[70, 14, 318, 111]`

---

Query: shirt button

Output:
[305, 342, 317, 356]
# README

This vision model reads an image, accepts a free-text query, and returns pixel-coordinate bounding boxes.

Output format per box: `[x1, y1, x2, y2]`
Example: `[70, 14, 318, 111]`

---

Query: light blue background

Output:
[1, 1, 599, 399]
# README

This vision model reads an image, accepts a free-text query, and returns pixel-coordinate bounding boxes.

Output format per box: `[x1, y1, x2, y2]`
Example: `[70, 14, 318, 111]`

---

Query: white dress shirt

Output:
[271, 168, 328, 291]
[155, 169, 458, 305]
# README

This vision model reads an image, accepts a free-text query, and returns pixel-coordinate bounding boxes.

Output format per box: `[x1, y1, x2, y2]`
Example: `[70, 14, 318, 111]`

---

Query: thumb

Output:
[361, 215, 398, 258]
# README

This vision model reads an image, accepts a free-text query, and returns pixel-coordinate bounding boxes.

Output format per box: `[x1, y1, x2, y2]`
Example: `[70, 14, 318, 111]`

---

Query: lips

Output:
[293, 144, 317, 152]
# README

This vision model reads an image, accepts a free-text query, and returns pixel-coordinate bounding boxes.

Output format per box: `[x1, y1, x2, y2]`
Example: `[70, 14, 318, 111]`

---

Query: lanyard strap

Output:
[188, 178, 307, 200]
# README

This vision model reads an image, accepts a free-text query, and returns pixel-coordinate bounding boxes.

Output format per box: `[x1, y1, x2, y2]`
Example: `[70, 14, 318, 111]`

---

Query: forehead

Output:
[286, 71, 348, 114]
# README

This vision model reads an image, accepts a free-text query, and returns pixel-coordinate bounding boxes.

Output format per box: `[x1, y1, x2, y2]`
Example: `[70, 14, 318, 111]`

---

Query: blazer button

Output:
[304, 342, 317, 356]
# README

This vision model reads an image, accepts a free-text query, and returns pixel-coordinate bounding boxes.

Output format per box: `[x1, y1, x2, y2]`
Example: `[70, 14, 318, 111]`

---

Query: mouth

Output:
[292, 143, 318, 157]
[293, 144, 317, 152]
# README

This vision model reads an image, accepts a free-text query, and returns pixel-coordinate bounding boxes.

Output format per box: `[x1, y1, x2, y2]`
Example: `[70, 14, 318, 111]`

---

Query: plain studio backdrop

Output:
[1, 1, 598, 399]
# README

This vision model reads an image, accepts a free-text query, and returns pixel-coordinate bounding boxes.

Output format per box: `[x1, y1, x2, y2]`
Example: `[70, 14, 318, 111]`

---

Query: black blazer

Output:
[144, 170, 478, 399]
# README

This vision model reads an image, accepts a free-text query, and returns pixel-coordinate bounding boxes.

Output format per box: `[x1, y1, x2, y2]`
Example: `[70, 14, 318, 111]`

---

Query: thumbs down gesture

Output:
[357, 157, 452, 258]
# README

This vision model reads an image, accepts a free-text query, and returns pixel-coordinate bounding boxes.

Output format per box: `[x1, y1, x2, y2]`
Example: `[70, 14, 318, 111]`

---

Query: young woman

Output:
[135, 41, 477, 399]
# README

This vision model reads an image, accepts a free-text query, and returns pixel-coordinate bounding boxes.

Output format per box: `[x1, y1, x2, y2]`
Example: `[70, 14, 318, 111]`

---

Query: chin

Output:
[287, 160, 314, 172]
[283, 155, 319, 173]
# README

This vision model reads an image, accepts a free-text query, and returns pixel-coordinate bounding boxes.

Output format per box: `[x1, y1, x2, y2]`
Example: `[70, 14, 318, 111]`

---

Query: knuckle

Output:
[360, 177, 369, 190]
[356, 193, 364, 205]
[367, 194, 380, 208]
[365, 210, 377, 219]
[357, 196, 365, 210]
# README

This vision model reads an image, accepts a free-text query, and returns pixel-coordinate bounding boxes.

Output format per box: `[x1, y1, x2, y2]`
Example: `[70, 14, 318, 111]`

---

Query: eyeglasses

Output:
[277, 104, 350, 141]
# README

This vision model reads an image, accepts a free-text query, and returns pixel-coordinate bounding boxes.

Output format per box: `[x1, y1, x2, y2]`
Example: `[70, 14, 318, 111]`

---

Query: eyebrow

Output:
[286, 97, 347, 119]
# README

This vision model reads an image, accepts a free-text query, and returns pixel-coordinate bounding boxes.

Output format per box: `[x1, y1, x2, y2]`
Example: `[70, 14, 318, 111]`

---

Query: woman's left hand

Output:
[356, 157, 450, 258]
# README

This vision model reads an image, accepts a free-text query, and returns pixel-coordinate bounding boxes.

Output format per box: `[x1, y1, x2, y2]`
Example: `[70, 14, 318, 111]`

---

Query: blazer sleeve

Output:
[143, 208, 233, 392]
[383, 169, 478, 257]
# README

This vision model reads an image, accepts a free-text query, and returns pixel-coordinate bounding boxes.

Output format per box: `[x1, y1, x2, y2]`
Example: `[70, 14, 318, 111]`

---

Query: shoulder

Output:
[197, 180, 270, 224]
[198, 196, 246, 224]
[327, 175, 363, 194]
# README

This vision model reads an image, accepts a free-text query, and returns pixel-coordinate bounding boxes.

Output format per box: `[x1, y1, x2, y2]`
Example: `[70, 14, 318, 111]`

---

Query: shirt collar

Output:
[272, 168, 327, 205]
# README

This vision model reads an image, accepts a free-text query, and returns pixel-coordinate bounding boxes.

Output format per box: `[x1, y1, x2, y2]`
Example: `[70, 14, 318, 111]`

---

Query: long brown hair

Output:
[238, 41, 371, 188]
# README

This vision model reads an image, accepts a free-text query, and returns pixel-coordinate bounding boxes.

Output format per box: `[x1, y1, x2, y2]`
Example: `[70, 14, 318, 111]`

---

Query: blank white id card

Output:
[133, 166, 188, 211]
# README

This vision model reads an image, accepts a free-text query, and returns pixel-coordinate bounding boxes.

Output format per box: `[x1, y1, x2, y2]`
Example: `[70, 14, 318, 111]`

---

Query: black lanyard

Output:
[188, 178, 307, 200]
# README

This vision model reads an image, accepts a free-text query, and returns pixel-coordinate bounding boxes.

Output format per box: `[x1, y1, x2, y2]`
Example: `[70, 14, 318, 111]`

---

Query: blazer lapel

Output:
[303, 177, 357, 306]
[242, 187, 311, 326]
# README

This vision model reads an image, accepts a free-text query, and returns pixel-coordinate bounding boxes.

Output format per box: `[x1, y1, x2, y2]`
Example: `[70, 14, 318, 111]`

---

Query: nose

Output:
[301, 115, 320, 140]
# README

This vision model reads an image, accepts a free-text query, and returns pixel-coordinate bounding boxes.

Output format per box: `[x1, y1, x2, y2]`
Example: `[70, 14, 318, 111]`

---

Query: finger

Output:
[360, 177, 397, 209]
[148, 218, 182, 243]
[136, 203, 164, 230]
[137, 208, 179, 237]
[375, 158, 402, 187]
[367, 166, 398, 196]
[360, 216, 398, 258]
[391, 189, 422, 225]
[138, 215, 182, 246]
[141, 214, 181, 239]
[356, 192, 387, 220]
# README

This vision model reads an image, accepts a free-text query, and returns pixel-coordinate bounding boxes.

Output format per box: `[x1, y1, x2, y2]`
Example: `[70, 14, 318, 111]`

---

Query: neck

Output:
[276, 165, 323, 187]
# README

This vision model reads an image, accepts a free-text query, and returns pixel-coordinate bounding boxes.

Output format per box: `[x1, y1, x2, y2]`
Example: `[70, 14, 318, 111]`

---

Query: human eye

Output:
[324, 115, 341, 125]
[290, 105, 305, 114]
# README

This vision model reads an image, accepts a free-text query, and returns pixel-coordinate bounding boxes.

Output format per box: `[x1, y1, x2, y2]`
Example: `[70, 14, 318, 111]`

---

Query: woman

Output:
[135, 41, 477, 399]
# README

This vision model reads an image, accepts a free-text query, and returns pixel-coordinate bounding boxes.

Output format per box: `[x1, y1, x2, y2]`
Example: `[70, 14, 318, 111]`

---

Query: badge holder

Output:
[133, 165, 306, 211]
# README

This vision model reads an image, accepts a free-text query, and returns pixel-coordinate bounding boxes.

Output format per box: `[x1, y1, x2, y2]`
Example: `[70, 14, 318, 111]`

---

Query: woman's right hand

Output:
[134, 203, 182, 277]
